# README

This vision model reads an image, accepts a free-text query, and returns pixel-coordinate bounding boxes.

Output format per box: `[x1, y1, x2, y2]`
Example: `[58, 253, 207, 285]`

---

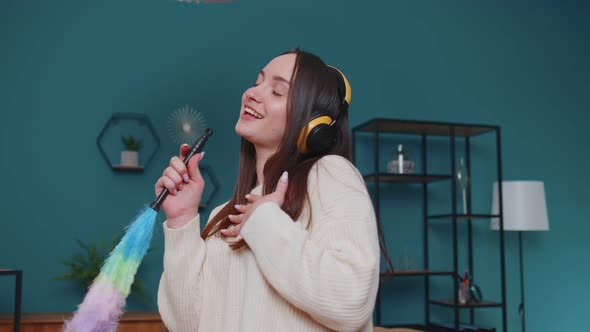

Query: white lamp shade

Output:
[491, 181, 549, 231]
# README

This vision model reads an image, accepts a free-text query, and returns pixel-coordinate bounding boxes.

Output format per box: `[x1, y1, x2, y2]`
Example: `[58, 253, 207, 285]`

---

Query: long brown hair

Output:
[201, 49, 351, 249]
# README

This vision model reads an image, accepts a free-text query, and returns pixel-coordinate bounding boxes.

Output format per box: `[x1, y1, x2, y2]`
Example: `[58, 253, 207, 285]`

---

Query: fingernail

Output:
[234, 204, 241, 210]
[172, 189, 177, 195]
[179, 183, 184, 190]
[245, 194, 251, 199]
[228, 214, 235, 220]
[280, 171, 288, 183]
[220, 229, 226, 234]
[183, 174, 190, 183]
[200, 151, 206, 160]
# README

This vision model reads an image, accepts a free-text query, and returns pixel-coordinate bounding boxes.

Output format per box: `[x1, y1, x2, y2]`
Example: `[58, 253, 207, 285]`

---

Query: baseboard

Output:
[0, 311, 166, 332]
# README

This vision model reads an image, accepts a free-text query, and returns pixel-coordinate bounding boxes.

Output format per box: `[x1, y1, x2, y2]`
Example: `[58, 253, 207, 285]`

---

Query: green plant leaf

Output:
[121, 135, 142, 151]
[55, 234, 153, 306]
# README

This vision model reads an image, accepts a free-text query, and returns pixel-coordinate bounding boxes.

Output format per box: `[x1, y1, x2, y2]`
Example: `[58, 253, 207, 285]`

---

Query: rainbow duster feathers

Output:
[64, 206, 157, 332]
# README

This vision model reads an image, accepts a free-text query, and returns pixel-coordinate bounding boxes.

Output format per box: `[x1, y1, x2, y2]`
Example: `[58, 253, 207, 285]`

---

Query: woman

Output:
[156, 49, 379, 331]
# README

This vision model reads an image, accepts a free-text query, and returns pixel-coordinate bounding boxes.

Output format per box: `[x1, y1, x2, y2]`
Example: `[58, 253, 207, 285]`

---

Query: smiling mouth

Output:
[243, 106, 264, 119]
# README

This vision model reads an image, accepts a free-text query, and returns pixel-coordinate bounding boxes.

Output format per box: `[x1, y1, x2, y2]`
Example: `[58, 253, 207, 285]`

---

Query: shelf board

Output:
[364, 173, 452, 183]
[0, 269, 20, 274]
[429, 322, 497, 332]
[353, 118, 497, 137]
[430, 299, 503, 308]
[112, 165, 145, 172]
[375, 324, 428, 331]
[381, 270, 454, 278]
[428, 214, 500, 220]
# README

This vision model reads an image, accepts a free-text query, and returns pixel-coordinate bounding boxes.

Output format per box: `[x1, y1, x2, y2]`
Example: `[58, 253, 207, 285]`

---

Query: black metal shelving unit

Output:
[0, 269, 22, 332]
[352, 118, 507, 332]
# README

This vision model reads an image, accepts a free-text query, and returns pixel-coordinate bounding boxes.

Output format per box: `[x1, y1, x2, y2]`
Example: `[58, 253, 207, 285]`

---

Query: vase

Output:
[121, 151, 139, 167]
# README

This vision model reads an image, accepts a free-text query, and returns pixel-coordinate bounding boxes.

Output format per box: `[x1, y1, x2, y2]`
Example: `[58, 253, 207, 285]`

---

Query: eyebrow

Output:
[260, 70, 290, 85]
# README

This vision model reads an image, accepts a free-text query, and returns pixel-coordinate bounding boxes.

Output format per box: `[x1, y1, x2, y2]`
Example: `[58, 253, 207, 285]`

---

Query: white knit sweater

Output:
[158, 155, 380, 332]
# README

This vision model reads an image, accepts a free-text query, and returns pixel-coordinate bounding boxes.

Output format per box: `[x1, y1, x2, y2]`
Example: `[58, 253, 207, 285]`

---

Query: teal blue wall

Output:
[1, 1, 588, 331]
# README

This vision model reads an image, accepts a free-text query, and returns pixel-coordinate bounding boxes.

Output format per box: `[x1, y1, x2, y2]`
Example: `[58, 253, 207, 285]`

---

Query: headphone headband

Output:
[326, 65, 352, 107]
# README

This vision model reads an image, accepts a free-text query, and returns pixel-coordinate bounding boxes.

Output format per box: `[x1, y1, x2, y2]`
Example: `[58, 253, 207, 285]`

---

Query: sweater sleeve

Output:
[157, 205, 224, 331]
[240, 155, 380, 332]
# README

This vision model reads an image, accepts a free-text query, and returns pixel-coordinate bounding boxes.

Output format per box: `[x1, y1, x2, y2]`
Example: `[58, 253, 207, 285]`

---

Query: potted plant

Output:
[121, 135, 142, 167]
[54, 234, 152, 306]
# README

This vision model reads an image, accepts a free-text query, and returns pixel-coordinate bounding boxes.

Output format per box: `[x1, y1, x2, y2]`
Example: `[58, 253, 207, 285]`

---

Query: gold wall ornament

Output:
[167, 105, 207, 146]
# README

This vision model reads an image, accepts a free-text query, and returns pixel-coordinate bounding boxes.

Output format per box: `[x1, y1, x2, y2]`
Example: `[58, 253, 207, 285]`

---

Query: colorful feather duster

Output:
[64, 129, 212, 332]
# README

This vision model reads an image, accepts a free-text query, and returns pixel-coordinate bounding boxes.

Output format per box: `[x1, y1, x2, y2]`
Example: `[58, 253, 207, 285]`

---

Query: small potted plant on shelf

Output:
[121, 135, 142, 167]
[387, 144, 415, 174]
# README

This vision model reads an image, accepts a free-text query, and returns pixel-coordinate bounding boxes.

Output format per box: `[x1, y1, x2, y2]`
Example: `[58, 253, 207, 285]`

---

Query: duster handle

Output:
[150, 128, 213, 212]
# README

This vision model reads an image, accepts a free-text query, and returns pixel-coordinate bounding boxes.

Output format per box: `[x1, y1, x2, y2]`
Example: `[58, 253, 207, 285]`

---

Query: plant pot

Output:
[121, 150, 139, 167]
[387, 160, 415, 174]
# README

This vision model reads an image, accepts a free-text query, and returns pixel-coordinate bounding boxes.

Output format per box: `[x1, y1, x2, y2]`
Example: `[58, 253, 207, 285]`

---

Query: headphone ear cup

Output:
[306, 124, 336, 154]
[297, 115, 334, 154]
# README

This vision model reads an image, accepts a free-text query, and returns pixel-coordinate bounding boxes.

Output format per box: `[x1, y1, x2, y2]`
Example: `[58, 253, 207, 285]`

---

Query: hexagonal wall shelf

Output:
[199, 164, 220, 211]
[97, 113, 160, 172]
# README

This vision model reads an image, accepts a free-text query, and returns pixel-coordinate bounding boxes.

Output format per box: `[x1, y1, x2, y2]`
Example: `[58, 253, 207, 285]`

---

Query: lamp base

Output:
[518, 231, 526, 332]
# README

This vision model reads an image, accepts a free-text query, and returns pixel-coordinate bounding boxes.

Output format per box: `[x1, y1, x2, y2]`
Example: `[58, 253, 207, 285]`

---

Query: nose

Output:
[244, 86, 262, 103]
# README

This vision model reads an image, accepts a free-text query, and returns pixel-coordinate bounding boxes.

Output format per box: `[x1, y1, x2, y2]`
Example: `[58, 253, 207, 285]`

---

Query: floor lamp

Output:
[491, 181, 549, 332]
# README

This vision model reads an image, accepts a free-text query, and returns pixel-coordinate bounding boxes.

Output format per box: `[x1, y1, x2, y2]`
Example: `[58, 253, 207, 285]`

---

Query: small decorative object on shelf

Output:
[394, 246, 415, 270]
[457, 157, 469, 214]
[458, 279, 470, 305]
[120, 135, 142, 167]
[455, 270, 483, 305]
[387, 144, 415, 174]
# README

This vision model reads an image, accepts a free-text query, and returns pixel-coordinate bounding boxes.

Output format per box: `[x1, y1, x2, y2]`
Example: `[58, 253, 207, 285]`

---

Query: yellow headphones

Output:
[297, 65, 352, 154]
